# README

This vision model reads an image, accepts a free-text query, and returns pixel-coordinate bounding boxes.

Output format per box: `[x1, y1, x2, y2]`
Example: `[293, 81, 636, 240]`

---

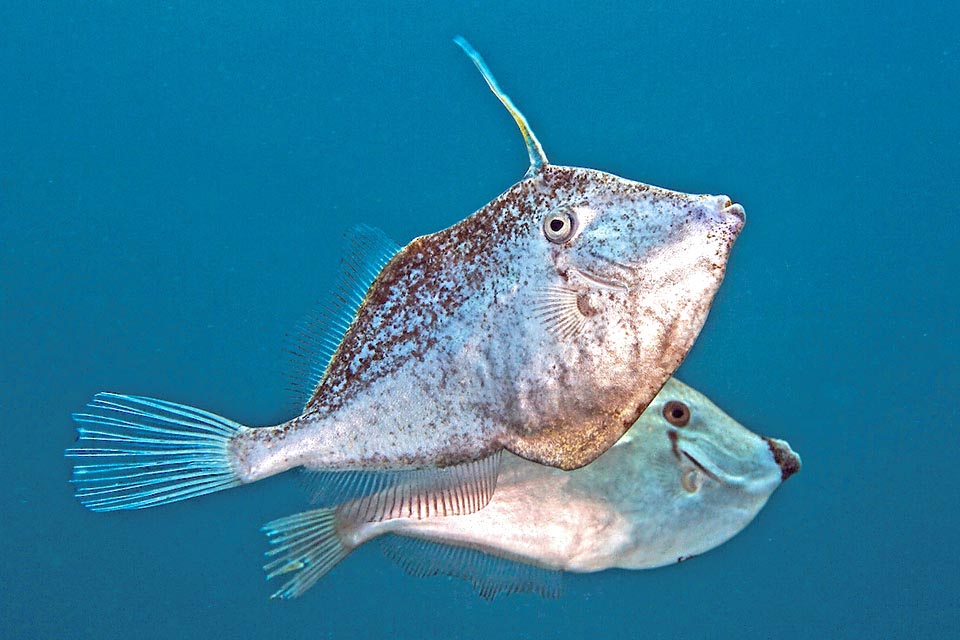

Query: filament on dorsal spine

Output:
[454, 36, 549, 177]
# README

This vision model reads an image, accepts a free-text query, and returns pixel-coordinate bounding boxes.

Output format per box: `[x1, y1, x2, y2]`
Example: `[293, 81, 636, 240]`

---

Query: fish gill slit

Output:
[682, 451, 721, 483]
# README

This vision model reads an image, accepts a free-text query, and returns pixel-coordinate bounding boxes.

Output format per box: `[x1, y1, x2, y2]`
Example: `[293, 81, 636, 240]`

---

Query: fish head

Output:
[497, 166, 745, 470]
[543, 167, 744, 295]
[610, 378, 800, 569]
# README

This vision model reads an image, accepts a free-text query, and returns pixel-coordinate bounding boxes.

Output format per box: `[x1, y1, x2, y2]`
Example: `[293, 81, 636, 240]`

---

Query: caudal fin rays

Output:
[66, 393, 246, 511]
[262, 508, 351, 599]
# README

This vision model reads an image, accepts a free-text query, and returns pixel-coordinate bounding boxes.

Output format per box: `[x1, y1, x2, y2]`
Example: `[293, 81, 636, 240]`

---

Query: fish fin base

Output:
[284, 224, 401, 412]
[302, 451, 502, 522]
[378, 534, 563, 600]
[65, 393, 245, 511]
[261, 508, 351, 599]
[531, 285, 588, 341]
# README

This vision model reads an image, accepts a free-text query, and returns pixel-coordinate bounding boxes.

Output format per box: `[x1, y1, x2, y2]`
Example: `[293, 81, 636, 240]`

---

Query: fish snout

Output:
[719, 195, 746, 229]
[722, 201, 745, 227]
[701, 195, 745, 234]
[763, 437, 801, 481]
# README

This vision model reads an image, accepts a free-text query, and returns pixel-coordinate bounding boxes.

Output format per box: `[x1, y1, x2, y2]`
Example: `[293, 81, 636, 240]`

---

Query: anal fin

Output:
[379, 534, 563, 600]
[302, 451, 502, 522]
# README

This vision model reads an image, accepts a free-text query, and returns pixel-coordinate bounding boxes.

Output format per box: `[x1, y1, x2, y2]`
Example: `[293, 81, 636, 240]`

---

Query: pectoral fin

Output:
[531, 285, 589, 340]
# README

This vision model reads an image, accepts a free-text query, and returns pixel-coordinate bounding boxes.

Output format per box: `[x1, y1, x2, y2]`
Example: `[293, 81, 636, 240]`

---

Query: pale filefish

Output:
[66, 39, 746, 524]
[261, 378, 800, 599]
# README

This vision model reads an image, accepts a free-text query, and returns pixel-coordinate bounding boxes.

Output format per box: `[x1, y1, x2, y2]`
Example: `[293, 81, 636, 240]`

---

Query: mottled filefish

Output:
[262, 378, 800, 599]
[66, 38, 746, 523]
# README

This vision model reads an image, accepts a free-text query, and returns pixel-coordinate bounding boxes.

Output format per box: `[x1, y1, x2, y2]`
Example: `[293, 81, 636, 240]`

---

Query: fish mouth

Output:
[720, 198, 746, 233]
[721, 199, 745, 223]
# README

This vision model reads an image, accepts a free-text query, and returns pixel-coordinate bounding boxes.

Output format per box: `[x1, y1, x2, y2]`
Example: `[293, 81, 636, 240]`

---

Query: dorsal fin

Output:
[454, 36, 549, 178]
[378, 534, 563, 600]
[301, 451, 502, 522]
[284, 224, 401, 411]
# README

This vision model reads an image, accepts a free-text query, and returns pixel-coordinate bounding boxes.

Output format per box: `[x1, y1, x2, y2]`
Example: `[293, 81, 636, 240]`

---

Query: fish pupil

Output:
[550, 218, 565, 232]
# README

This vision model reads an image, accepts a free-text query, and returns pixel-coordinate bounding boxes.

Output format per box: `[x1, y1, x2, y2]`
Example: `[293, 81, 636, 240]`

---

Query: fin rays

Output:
[262, 508, 350, 599]
[65, 393, 245, 511]
[302, 451, 502, 522]
[284, 225, 400, 411]
[379, 535, 563, 600]
[531, 286, 587, 341]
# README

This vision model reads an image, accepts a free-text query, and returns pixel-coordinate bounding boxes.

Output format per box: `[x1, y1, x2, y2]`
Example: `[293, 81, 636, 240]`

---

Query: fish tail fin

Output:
[65, 393, 247, 511]
[262, 508, 353, 599]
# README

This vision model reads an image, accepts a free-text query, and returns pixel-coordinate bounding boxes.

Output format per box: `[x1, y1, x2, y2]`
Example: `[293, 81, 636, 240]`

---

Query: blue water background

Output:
[2, 2, 957, 638]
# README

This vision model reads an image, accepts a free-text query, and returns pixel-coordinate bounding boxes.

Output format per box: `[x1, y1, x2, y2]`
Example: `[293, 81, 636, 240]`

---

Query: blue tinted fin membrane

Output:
[378, 534, 563, 600]
[301, 450, 502, 522]
[261, 508, 351, 599]
[454, 36, 548, 178]
[284, 224, 401, 411]
[65, 393, 244, 511]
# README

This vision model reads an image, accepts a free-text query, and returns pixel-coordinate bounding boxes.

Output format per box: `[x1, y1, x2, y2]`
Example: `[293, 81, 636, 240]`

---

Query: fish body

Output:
[263, 379, 801, 598]
[236, 166, 743, 480]
[67, 39, 744, 516]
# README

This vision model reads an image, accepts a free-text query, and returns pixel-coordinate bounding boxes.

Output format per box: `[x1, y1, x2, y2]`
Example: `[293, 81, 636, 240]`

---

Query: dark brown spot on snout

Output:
[764, 437, 801, 481]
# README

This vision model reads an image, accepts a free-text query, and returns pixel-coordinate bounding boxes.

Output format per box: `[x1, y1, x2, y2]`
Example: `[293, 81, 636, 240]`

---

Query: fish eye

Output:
[663, 400, 690, 427]
[542, 209, 577, 243]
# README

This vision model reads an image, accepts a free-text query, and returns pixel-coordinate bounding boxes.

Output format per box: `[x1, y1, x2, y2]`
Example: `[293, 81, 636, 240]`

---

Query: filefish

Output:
[66, 39, 745, 522]
[262, 378, 800, 599]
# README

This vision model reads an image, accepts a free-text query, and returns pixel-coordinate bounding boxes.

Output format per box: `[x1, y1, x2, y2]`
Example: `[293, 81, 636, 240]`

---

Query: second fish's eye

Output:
[543, 209, 577, 243]
[663, 400, 690, 427]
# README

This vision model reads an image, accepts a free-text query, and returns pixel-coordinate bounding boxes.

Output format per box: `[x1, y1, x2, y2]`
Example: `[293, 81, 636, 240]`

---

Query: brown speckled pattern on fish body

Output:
[232, 163, 743, 479]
